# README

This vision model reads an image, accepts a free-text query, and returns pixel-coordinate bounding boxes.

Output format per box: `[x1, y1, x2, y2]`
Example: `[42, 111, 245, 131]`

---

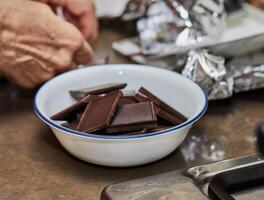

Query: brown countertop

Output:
[0, 27, 263, 200]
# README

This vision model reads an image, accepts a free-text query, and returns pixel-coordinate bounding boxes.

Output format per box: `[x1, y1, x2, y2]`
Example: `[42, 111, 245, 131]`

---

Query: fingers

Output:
[62, 0, 98, 42]
[73, 39, 94, 65]
[3, 41, 94, 89]
[64, 10, 98, 42]
[63, 11, 80, 29]
[49, 48, 73, 72]
[4, 66, 36, 89]
[38, 0, 99, 42]
[46, 20, 95, 68]
[79, 11, 98, 42]
[23, 60, 55, 85]
[0, 0, 95, 89]
[55, 19, 95, 66]
[4, 58, 55, 89]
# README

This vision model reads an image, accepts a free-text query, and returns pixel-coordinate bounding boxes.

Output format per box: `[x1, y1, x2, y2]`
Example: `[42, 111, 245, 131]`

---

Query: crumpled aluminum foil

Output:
[182, 50, 233, 100]
[230, 64, 264, 93]
[125, 0, 226, 55]
[122, 0, 154, 21]
[182, 50, 264, 100]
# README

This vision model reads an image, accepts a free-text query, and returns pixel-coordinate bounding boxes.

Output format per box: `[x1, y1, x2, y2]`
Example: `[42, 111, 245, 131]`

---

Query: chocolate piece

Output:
[134, 93, 149, 102]
[69, 91, 87, 101]
[146, 125, 173, 133]
[120, 90, 138, 105]
[119, 96, 138, 105]
[77, 90, 122, 132]
[154, 105, 183, 125]
[122, 129, 147, 136]
[51, 95, 91, 121]
[106, 102, 157, 133]
[76, 112, 83, 121]
[70, 83, 127, 101]
[61, 121, 79, 130]
[139, 87, 187, 122]
[135, 92, 180, 126]
[157, 116, 175, 126]
[100, 129, 146, 136]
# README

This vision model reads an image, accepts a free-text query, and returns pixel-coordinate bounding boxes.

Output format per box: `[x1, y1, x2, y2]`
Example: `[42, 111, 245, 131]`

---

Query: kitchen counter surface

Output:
[1, 26, 263, 200]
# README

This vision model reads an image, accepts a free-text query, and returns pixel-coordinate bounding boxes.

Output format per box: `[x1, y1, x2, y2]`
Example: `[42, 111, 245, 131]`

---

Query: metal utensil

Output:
[101, 123, 264, 200]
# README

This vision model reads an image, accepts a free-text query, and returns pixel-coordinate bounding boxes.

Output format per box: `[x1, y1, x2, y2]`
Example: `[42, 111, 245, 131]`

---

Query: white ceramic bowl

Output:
[34, 64, 207, 167]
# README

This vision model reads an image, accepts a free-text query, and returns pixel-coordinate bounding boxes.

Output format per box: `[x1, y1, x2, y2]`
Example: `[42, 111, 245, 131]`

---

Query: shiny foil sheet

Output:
[127, 0, 226, 55]
[230, 64, 264, 93]
[182, 50, 233, 100]
[182, 50, 264, 100]
[122, 0, 154, 21]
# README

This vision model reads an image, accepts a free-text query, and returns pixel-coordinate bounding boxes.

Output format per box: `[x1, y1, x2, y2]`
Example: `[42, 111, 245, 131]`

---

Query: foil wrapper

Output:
[230, 64, 264, 93]
[131, 0, 226, 55]
[182, 50, 264, 100]
[182, 50, 233, 100]
[122, 0, 154, 21]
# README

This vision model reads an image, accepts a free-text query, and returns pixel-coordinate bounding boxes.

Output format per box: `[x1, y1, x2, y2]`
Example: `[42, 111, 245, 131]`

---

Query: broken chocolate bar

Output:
[122, 129, 147, 136]
[139, 87, 187, 122]
[51, 95, 91, 121]
[76, 112, 84, 121]
[146, 126, 173, 133]
[62, 121, 79, 130]
[135, 93, 182, 125]
[70, 83, 127, 101]
[119, 96, 138, 105]
[106, 102, 157, 133]
[77, 90, 122, 132]
[134, 93, 149, 102]
[157, 116, 175, 127]
[51, 83, 187, 136]
[154, 105, 183, 125]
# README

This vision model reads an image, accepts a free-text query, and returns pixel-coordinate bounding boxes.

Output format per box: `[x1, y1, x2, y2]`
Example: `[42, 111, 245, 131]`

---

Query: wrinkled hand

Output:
[38, 0, 98, 42]
[0, 0, 94, 89]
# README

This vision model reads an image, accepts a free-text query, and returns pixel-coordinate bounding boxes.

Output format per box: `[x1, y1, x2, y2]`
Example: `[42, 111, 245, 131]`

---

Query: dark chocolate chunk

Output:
[120, 90, 138, 105]
[76, 112, 84, 121]
[146, 125, 173, 133]
[77, 90, 122, 132]
[106, 102, 157, 134]
[119, 96, 138, 105]
[134, 93, 149, 102]
[154, 105, 183, 125]
[51, 95, 91, 121]
[69, 91, 87, 101]
[99, 129, 146, 136]
[70, 83, 127, 101]
[122, 129, 146, 135]
[53, 83, 187, 136]
[157, 116, 175, 126]
[139, 87, 187, 122]
[135, 92, 180, 126]
[61, 121, 79, 130]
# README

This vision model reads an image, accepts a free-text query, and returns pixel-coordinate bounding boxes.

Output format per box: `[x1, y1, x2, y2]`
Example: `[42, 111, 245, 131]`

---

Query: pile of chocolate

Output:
[51, 83, 187, 135]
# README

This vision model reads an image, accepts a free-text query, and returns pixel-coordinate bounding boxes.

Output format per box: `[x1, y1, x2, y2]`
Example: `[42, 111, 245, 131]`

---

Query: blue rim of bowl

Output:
[33, 65, 208, 140]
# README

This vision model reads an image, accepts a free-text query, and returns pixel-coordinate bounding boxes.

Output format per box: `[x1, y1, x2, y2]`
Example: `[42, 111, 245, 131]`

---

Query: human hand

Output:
[251, 0, 264, 9]
[0, 0, 94, 89]
[38, 0, 98, 42]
